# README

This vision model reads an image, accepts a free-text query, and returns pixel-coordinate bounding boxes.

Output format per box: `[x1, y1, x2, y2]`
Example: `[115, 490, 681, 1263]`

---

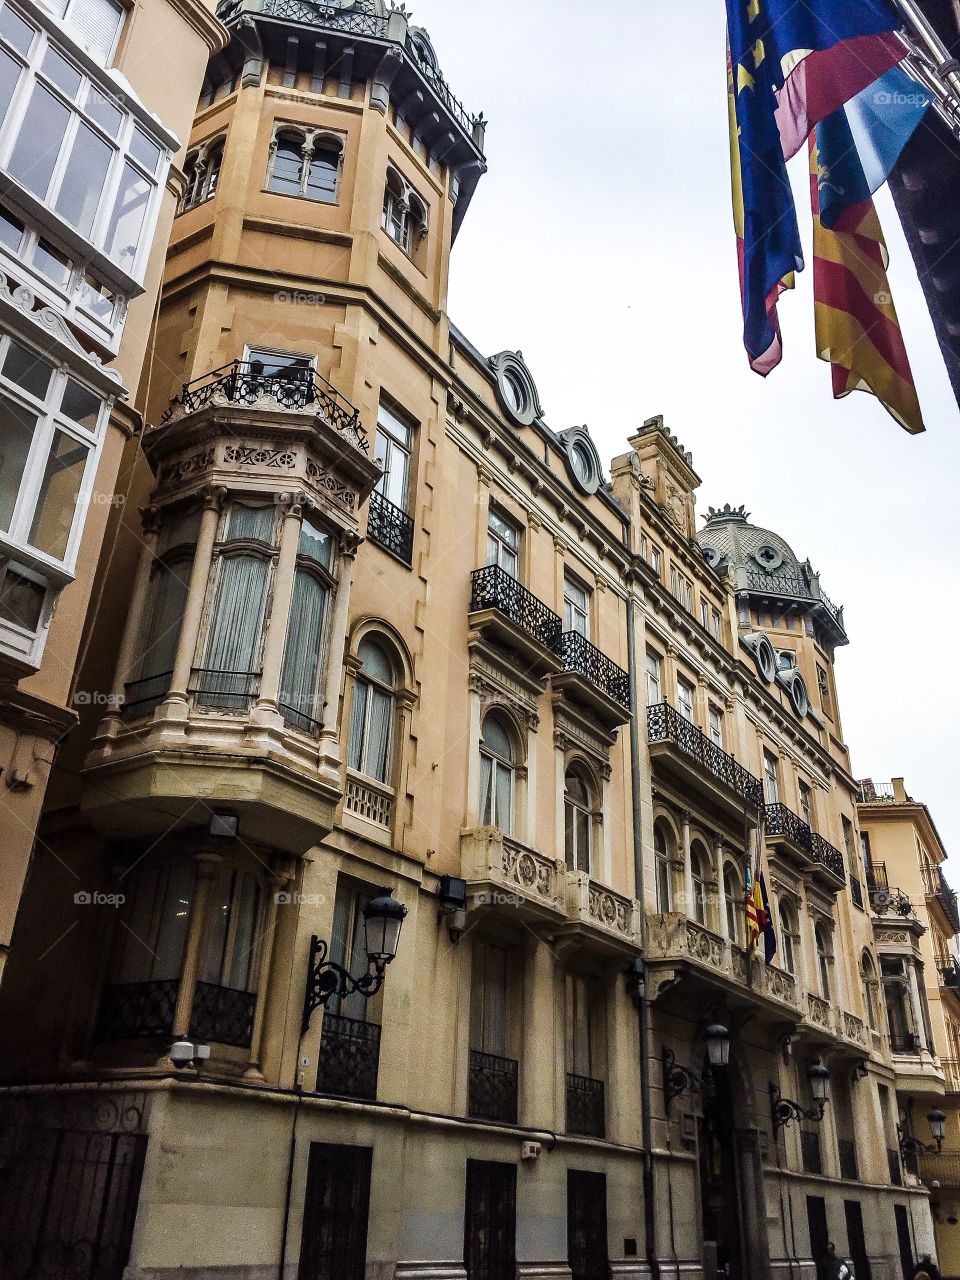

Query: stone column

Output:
[244, 857, 295, 1080]
[716, 837, 728, 937]
[169, 851, 223, 1041]
[681, 811, 694, 919]
[252, 494, 304, 722]
[525, 714, 538, 848]
[520, 937, 557, 1130]
[166, 487, 225, 710]
[103, 506, 162, 727]
[316, 535, 359, 776]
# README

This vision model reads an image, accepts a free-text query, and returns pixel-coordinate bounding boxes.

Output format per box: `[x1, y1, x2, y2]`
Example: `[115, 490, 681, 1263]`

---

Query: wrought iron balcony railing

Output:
[647, 703, 764, 811]
[189, 982, 255, 1049]
[890, 1031, 922, 1055]
[161, 360, 367, 452]
[122, 670, 173, 718]
[468, 1049, 518, 1124]
[858, 780, 898, 803]
[801, 1130, 822, 1176]
[316, 1012, 380, 1100]
[743, 566, 844, 629]
[566, 1073, 605, 1138]
[552, 631, 630, 708]
[96, 979, 178, 1041]
[810, 832, 845, 884]
[837, 1138, 858, 1181]
[922, 864, 960, 932]
[367, 488, 414, 565]
[941, 963, 960, 994]
[469, 565, 562, 650]
[189, 668, 261, 711]
[255, 0, 389, 37]
[765, 803, 813, 850]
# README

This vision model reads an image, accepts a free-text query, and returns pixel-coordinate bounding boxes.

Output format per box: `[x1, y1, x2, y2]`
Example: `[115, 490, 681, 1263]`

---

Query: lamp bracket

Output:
[770, 1083, 826, 1132]
[663, 1047, 706, 1109]
[301, 935, 386, 1035]
[898, 1122, 943, 1157]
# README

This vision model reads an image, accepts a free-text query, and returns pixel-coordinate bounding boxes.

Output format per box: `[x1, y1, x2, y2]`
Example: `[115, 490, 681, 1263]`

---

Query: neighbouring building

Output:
[858, 778, 960, 1277]
[0, 3, 945, 1279]
[0, 0, 226, 985]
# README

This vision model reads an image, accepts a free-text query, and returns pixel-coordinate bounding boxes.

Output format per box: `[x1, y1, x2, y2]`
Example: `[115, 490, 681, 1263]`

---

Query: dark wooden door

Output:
[568, 1170, 608, 1280]
[844, 1200, 871, 1280]
[298, 1143, 372, 1280]
[894, 1204, 913, 1280]
[464, 1159, 516, 1280]
[807, 1195, 829, 1270]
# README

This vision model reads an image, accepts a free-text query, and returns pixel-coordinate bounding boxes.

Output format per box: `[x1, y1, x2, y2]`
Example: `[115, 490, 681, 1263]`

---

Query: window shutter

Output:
[65, 0, 123, 61]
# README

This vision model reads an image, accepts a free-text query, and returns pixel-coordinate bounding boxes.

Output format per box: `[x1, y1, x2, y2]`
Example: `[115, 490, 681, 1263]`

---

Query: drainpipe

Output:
[627, 594, 660, 1280]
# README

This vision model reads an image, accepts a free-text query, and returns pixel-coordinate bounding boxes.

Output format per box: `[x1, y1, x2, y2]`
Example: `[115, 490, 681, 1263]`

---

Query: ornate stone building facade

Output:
[0, 3, 944, 1279]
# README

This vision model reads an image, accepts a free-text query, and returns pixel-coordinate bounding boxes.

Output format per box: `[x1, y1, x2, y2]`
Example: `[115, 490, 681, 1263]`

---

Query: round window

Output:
[502, 368, 528, 416]
[753, 544, 784, 571]
[570, 442, 594, 487]
[789, 672, 809, 718]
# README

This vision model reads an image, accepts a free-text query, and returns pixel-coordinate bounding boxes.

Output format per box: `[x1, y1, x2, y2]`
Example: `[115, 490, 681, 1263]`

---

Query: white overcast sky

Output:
[424, 0, 960, 859]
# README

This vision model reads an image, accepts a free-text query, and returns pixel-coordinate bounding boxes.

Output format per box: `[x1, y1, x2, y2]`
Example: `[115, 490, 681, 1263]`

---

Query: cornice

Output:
[161, 0, 229, 56]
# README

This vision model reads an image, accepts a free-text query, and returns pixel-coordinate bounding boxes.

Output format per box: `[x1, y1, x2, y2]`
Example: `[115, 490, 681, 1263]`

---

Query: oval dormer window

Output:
[502, 367, 528, 416]
[570, 442, 593, 488]
[491, 352, 540, 427]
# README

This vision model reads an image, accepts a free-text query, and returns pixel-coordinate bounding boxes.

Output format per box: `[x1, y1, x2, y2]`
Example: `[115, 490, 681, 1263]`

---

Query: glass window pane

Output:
[495, 759, 512, 833]
[229, 873, 260, 990]
[60, 378, 101, 429]
[306, 146, 338, 202]
[152, 861, 194, 980]
[298, 517, 331, 567]
[104, 161, 151, 270]
[33, 238, 72, 287]
[199, 866, 234, 984]
[201, 553, 268, 703]
[136, 555, 190, 683]
[129, 125, 160, 174]
[268, 138, 302, 194]
[358, 637, 392, 685]
[54, 119, 113, 235]
[481, 714, 512, 761]
[78, 272, 115, 320]
[366, 686, 392, 781]
[0, 394, 37, 529]
[2, 339, 53, 399]
[278, 568, 326, 730]
[0, 204, 24, 251]
[479, 753, 492, 825]
[347, 679, 367, 771]
[85, 84, 122, 136]
[40, 46, 81, 98]
[226, 502, 273, 542]
[29, 428, 89, 559]
[8, 84, 70, 196]
[0, 45, 21, 120]
[0, 7, 35, 55]
[0, 563, 44, 629]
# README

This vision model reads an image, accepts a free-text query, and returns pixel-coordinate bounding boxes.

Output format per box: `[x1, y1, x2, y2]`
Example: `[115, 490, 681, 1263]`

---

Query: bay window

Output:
[0, 2, 170, 285]
[278, 517, 333, 735]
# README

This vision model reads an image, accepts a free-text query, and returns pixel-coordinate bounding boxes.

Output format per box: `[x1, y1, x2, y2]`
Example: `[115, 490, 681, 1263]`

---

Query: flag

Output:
[726, 0, 905, 373]
[745, 861, 765, 954]
[811, 91, 927, 433]
[760, 871, 777, 964]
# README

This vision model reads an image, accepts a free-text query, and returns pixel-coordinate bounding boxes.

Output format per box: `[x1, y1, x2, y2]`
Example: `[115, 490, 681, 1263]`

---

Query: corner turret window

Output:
[266, 125, 344, 203]
[179, 136, 224, 213]
[278, 517, 334, 736]
[381, 164, 428, 260]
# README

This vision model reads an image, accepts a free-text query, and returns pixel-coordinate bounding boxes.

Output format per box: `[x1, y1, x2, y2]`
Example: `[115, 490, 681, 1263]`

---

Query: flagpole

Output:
[892, 0, 960, 133]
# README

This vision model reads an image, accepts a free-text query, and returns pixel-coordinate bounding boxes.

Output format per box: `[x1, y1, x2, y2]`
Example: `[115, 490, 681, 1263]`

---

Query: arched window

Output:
[815, 923, 832, 999]
[179, 138, 225, 213]
[862, 950, 879, 1030]
[479, 712, 516, 833]
[305, 140, 342, 203]
[278, 517, 334, 735]
[381, 165, 427, 256]
[564, 765, 594, 874]
[267, 131, 304, 195]
[347, 637, 396, 782]
[724, 862, 742, 943]
[690, 841, 709, 925]
[779, 900, 797, 974]
[653, 820, 672, 913]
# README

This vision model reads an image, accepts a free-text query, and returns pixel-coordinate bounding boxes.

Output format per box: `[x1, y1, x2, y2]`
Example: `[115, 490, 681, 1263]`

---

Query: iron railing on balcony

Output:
[161, 359, 367, 451]
[918, 1150, 960, 1186]
[922, 864, 960, 932]
[850, 875, 864, 910]
[765, 803, 813, 850]
[889, 1031, 922, 1054]
[647, 703, 764, 811]
[367, 488, 414, 565]
[743, 567, 844, 628]
[941, 963, 960, 994]
[257, 0, 390, 37]
[469, 565, 562, 650]
[122, 670, 173, 718]
[553, 631, 630, 707]
[278, 701, 323, 737]
[407, 35, 484, 139]
[189, 668, 261, 711]
[189, 982, 256, 1049]
[468, 1050, 518, 1124]
[888, 1147, 903, 1185]
[566, 1073, 605, 1138]
[316, 1012, 381, 1100]
[810, 832, 845, 884]
[96, 980, 178, 1041]
[837, 1138, 858, 1181]
[858, 780, 898, 803]
[941, 1058, 960, 1092]
[801, 1130, 822, 1175]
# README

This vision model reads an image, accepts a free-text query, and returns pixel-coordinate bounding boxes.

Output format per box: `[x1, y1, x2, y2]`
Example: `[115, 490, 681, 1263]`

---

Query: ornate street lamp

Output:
[899, 1107, 947, 1157]
[771, 1061, 832, 1131]
[704, 1023, 731, 1068]
[662, 1023, 730, 1110]
[301, 888, 407, 1034]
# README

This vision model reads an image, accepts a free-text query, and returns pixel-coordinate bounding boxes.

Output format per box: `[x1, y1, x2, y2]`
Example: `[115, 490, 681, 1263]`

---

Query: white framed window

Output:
[798, 779, 814, 828]
[279, 517, 334, 736]
[381, 164, 428, 257]
[0, 5, 169, 283]
[676, 676, 694, 723]
[347, 636, 396, 782]
[47, 0, 124, 62]
[763, 751, 780, 804]
[650, 546, 661, 576]
[374, 401, 413, 512]
[699, 599, 709, 630]
[654, 820, 672, 913]
[563, 574, 590, 638]
[711, 607, 721, 639]
[479, 711, 516, 834]
[487, 507, 520, 578]
[779, 901, 797, 974]
[645, 649, 662, 707]
[708, 704, 723, 747]
[564, 765, 594, 875]
[266, 125, 344, 204]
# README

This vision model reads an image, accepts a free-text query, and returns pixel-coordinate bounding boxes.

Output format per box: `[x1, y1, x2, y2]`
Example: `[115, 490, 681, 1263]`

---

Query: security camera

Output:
[169, 1040, 195, 1069]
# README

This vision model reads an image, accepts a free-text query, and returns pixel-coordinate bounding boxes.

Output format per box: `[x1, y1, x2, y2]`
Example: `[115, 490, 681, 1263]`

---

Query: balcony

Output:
[764, 802, 813, 862]
[96, 979, 255, 1049]
[810, 833, 846, 890]
[468, 1050, 518, 1124]
[890, 1032, 922, 1055]
[468, 565, 562, 676]
[922, 863, 960, 933]
[566, 1073, 605, 1138]
[558, 869, 642, 957]
[316, 1012, 380, 1100]
[551, 632, 630, 728]
[838, 1138, 858, 1181]
[461, 829, 563, 925]
[367, 489, 414, 566]
[647, 703, 763, 822]
[801, 1130, 822, 1176]
[918, 1150, 960, 1187]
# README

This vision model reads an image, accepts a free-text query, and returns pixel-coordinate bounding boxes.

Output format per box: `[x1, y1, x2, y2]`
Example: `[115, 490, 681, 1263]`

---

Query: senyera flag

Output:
[726, 0, 905, 374]
[810, 66, 929, 434]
